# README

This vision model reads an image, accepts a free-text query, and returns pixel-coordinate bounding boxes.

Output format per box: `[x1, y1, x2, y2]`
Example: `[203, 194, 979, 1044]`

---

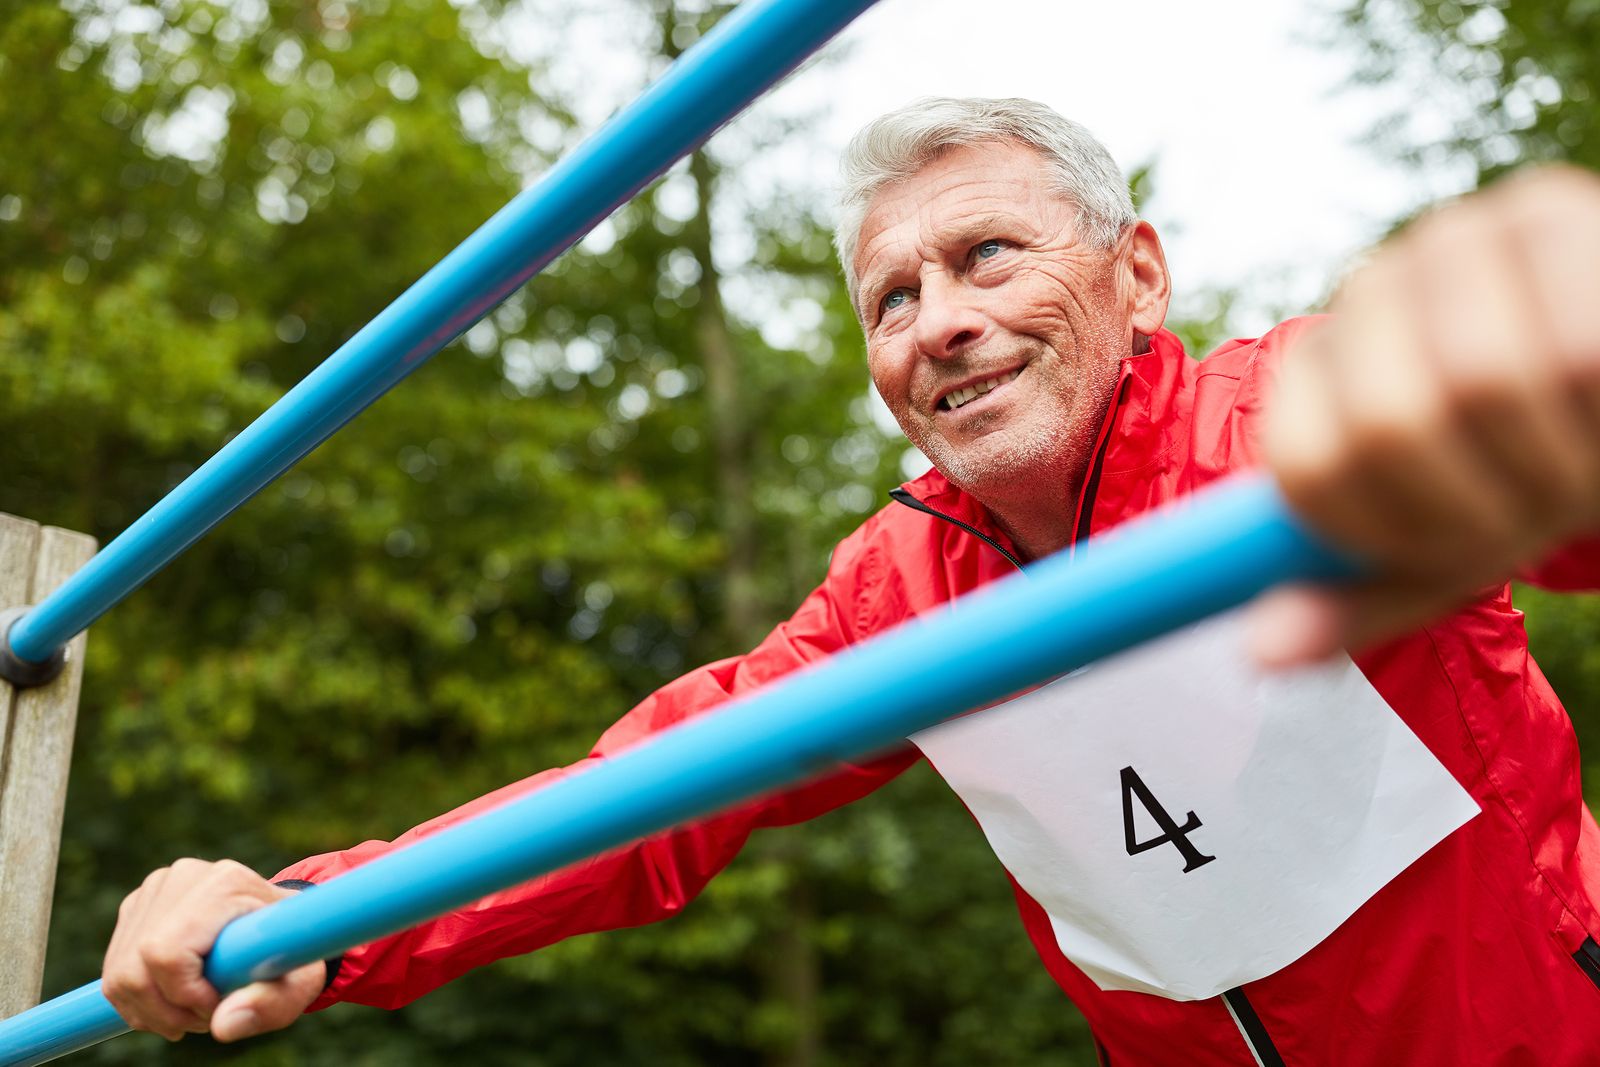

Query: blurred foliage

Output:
[1337, 0, 1600, 791]
[1340, 0, 1600, 180]
[1520, 587, 1600, 798]
[11, 0, 1596, 1062]
[1, 0, 1100, 1062]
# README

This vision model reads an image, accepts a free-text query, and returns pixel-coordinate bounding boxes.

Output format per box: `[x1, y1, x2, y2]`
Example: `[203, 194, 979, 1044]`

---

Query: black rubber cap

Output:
[0, 607, 68, 688]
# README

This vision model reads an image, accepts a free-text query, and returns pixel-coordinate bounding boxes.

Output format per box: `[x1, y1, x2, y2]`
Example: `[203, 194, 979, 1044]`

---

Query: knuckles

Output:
[137, 937, 184, 971]
[1340, 390, 1453, 459]
[102, 967, 153, 1003]
[208, 857, 254, 882]
[1494, 164, 1600, 224]
[102, 966, 159, 1027]
[168, 856, 212, 879]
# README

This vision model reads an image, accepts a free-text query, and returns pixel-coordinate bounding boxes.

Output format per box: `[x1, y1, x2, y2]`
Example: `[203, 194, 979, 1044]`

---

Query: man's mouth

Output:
[937, 367, 1023, 412]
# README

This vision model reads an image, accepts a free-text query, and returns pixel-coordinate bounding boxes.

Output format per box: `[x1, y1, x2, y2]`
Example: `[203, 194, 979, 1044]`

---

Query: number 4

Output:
[1120, 766, 1216, 873]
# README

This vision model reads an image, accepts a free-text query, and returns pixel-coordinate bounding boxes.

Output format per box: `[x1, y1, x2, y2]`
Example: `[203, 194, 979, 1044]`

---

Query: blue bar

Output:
[0, 987, 122, 1067]
[3, 0, 881, 666]
[0, 476, 1358, 1065]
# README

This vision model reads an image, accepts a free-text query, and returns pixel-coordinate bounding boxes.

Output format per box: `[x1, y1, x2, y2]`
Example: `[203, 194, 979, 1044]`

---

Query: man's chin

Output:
[921, 434, 1067, 496]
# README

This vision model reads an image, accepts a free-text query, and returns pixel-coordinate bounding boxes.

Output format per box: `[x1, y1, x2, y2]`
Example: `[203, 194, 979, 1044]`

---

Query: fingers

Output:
[1408, 195, 1596, 534]
[1270, 260, 1520, 574]
[103, 865, 211, 1041]
[1249, 581, 1474, 669]
[102, 859, 303, 1043]
[1410, 217, 1561, 520]
[1262, 165, 1600, 666]
[1248, 585, 1346, 668]
[1495, 168, 1600, 521]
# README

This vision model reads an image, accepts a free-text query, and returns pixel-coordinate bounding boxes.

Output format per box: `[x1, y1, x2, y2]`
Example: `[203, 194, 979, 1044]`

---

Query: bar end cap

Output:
[0, 607, 68, 688]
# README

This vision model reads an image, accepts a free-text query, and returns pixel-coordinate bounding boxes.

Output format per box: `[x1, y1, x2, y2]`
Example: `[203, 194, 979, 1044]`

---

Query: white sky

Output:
[535, 0, 1474, 337]
[154, 0, 1475, 338]
[767, 0, 1475, 330]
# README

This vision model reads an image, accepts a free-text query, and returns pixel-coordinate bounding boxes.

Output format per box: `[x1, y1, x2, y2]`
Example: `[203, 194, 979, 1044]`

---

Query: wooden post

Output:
[0, 512, 97, 1020]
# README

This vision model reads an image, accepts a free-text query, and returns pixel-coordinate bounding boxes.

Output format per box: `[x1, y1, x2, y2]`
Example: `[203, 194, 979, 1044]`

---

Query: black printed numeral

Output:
[1120, 766, 1216, 873]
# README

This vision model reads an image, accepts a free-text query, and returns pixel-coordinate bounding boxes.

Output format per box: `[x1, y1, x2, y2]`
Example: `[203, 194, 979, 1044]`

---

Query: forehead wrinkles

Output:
[918, 168, 1043, 231]
[871, 168, 1041, 253]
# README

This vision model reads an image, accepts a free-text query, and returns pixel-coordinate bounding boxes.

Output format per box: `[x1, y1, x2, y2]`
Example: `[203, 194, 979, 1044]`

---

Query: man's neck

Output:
[977, 474, 1083, 563]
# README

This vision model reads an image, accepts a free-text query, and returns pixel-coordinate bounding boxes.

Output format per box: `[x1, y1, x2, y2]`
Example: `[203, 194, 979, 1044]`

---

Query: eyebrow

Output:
[942, 211, 1024, 247]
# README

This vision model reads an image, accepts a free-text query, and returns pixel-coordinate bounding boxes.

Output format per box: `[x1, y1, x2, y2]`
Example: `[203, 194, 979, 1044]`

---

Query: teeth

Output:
[942, 369, 1021, 411]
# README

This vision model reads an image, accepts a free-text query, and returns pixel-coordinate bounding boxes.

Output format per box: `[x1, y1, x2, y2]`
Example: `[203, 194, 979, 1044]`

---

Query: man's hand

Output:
[1257, 166, 1600, 666]
[102, 859, 325, 1043]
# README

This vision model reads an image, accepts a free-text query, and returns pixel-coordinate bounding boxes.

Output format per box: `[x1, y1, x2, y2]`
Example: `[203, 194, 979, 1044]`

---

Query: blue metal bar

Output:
[0, 475, 1359, 1065]
[2, 0, 881, 669]
[0, 988, 122, 1067]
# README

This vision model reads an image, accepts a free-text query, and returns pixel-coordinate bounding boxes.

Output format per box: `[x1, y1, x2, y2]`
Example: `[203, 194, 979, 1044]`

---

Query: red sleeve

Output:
[1518, 532, 1600, 592]
[274, 521, 918, 1011]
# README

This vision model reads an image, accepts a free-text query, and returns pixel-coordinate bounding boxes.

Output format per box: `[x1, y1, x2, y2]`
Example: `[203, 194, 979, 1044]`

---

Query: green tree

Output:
[3, 0, 1103, 1063]
[1340, 0, 1600, 181]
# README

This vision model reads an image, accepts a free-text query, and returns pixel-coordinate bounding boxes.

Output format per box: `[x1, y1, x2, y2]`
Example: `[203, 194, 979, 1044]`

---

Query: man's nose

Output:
[913, 277, 986, 358]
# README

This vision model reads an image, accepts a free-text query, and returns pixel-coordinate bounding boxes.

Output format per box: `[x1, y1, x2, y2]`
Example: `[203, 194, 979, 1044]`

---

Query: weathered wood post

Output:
[0, 513, 97, 1020]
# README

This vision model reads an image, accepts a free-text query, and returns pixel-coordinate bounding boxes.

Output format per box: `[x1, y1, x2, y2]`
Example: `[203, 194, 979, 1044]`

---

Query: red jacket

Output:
[281, 320, 1600, 1065]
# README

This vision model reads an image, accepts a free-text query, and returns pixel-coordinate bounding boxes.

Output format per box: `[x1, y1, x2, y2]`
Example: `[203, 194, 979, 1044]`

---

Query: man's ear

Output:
[1122, 220, 1172, 340]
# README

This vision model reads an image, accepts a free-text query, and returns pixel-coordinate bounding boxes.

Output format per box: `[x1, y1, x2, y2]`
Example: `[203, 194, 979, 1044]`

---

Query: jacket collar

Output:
[891, 327, 1194, 555]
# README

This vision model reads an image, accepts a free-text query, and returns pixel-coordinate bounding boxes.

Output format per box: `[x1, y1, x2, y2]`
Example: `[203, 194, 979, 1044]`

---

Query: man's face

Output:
[854, 141, 1150, 498]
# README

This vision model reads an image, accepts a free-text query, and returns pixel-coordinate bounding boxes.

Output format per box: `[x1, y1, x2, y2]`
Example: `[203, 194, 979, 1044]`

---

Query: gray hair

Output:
[834, 97, 1137, 309]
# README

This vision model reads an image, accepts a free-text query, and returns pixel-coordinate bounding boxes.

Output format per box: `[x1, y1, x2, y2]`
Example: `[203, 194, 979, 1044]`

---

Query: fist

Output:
[1258, 165, 1600, 664]
[102, 858, 325, 1043]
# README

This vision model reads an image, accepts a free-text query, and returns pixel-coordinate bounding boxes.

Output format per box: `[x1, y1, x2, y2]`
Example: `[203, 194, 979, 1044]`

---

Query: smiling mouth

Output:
[938, 367, 1023, 412]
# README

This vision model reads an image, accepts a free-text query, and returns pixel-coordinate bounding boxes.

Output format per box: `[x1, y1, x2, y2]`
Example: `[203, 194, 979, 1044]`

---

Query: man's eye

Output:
[881, 289, 910, 313]
[975, 239, 1004, 260]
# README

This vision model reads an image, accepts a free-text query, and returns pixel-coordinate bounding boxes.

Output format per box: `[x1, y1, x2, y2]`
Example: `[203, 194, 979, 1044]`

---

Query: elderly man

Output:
[103, 98, 1600, 1065]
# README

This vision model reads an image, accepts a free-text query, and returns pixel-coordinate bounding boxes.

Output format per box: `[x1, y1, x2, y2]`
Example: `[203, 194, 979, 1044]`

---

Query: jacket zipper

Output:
[889, 368, 1287, 1067]
[886, 487, 1026, 570]
[1071, 372, 1132, 548]
[1573, 936, 1600, 990]
[1084, 367, 1286, 1067]
[1222, 987, 1287, 1067]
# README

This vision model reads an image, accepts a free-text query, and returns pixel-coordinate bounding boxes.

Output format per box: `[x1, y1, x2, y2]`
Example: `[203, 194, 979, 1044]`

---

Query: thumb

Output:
[210, 960, 326, 1043]
[1248, 577, 1486, 670]
[1247, 584, 1348, 669]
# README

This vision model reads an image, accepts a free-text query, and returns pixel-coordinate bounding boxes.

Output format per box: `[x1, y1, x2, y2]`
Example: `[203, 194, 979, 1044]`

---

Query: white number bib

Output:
[910, 611, 1479, 1001]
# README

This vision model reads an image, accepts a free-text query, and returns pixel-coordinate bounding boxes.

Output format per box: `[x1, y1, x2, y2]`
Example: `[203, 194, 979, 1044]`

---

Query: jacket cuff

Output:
[271, 879, 345, 995]
[1517, 532, 1600, 592]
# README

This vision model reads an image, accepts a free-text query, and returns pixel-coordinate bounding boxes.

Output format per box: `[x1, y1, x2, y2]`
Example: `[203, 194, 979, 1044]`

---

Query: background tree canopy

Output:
[1, 0, 1596, 1064]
